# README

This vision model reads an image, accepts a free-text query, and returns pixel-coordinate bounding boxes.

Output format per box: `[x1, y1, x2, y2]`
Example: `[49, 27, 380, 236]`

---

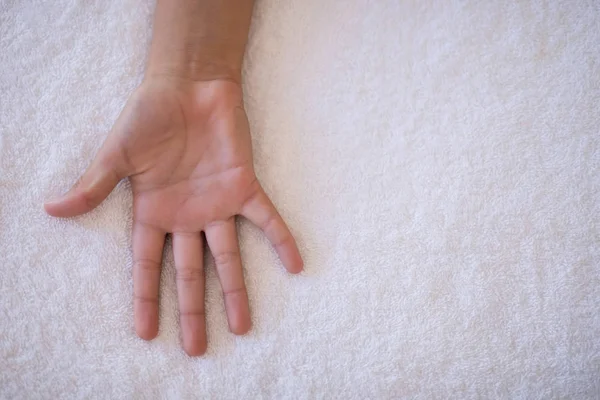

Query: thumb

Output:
[44, 142, 129, 218]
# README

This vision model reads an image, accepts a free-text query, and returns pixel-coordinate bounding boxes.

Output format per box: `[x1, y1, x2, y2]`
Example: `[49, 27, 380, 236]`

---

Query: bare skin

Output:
[44, 0, 303, 356]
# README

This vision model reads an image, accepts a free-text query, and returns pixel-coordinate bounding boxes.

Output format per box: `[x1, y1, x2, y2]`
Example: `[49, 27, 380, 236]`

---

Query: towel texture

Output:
[1, 0, 599, 398]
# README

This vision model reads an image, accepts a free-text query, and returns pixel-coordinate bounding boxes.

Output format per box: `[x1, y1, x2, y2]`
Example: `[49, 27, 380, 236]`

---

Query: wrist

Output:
[145, 0, 252, 85]
[138, 71, 244, 114]
[146, 57, 242, 85]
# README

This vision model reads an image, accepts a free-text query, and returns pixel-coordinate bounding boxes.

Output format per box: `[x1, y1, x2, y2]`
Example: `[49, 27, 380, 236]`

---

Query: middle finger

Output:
[172, 232, 207, 356]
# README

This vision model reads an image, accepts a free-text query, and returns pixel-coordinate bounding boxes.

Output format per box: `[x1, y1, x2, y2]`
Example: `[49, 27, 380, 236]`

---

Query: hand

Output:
[44, 78, 303, 356]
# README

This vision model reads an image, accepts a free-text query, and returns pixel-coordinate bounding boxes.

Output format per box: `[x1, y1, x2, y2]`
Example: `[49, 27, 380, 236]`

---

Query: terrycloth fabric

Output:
[1, 0, 599, 398]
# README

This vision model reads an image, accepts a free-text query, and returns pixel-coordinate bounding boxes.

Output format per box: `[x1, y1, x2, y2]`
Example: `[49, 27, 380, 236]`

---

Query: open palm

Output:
[45, 79, 303, 356]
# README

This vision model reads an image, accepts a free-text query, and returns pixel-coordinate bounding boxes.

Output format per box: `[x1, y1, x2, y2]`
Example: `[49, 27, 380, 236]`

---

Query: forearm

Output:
[146, 0, 255, 83]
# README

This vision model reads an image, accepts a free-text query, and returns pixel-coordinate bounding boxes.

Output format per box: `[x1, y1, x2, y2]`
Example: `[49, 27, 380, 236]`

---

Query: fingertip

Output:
[232, 324, 252, 336]
[280, 245, 304, 274]
[224, 293, 252, 335]
[288, 264, 303, 275]
[43, 192, 86, 218]
[43, 203, 56, 216]
[135, 304, 159, 341]
[136, 322, 158, 341]
[297, 257, 305, 273]
[183, 331, 207, 356]
[292, 253, 305, 274]
[43, 196, 66, 216]
[135, 317, 158, 340]
[184, 341, 207, 357]
[229, 313, 252, 335]
[290, 266, 303, 275]
[231, 325, 251, 336]
[181, 316, 207, 357]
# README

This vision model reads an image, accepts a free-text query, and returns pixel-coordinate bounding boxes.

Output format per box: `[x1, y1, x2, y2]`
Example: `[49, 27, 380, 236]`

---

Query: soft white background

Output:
[1, 0, 599, 398]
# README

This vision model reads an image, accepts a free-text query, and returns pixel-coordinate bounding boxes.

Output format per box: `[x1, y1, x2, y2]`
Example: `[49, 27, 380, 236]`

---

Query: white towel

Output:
[1, 0, 599, 398]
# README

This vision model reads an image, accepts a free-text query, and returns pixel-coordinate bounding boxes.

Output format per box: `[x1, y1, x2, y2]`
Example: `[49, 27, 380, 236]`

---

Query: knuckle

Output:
[213, 251, 240, 268]
[175, 267, 203, 283]
[205, 220, 227, 230]
[262, 213, 278, 231]
[273, 232, 293, 248]
[241, 178, 261, 205]
[100, 158, 123, 180]
[223, 286, 247, 297]
[180, 310, 206, 317]
[262, 217, 292, 248]
[80, 188, 101, 209]
[134, 259, 161, 273]
[134, 294, 158, 304]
